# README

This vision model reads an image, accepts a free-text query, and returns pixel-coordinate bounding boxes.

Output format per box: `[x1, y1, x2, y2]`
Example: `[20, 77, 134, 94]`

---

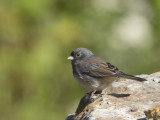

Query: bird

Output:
[67, 48, 146, 97]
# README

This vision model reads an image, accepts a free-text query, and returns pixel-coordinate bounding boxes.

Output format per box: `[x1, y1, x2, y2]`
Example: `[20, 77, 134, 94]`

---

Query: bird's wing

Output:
[79, 56, 123, 78]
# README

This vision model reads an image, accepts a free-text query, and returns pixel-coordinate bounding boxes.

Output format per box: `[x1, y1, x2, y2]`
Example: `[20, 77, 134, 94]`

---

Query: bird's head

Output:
[67, 48, 94, 62]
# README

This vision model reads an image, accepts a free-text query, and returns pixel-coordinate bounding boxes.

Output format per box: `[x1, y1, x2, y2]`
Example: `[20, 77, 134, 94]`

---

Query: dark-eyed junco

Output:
[67, 48, 146, 96]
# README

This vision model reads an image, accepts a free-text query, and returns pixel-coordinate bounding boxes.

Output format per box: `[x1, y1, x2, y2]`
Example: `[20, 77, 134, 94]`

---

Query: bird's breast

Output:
[74, 74, 101, 90]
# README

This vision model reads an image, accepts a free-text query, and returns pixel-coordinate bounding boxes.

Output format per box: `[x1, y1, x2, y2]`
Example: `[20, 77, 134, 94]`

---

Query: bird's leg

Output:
[90, 90, 97, 99]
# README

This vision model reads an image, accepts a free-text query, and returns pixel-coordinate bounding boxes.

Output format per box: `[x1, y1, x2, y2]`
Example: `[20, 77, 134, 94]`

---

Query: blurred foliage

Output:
[0, 0, 160, 120]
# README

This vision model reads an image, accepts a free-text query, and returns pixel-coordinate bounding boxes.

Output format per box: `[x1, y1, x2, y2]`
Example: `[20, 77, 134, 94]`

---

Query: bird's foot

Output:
[89, 90, 102, 100]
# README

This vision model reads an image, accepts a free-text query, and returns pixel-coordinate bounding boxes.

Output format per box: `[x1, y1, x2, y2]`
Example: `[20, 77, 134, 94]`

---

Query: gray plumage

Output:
[68, 48, 146, 91]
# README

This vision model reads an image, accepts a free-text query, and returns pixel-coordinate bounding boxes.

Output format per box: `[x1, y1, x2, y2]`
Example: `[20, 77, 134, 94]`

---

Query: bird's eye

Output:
[76, 53, 81, 57]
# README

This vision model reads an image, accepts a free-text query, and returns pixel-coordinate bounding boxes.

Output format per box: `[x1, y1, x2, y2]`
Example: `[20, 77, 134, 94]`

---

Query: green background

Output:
[0, 0, 160, 120]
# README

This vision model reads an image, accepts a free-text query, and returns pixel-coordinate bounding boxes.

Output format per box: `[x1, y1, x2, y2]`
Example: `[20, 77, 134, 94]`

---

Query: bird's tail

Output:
[119, 73, 146, 82]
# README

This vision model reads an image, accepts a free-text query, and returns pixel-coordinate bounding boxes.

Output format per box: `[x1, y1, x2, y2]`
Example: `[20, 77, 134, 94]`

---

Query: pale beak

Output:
[67, 56, 74, 60]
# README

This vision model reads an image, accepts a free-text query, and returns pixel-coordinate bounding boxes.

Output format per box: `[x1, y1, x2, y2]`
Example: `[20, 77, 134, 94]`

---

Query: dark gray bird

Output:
[67, 48, 146, 96]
